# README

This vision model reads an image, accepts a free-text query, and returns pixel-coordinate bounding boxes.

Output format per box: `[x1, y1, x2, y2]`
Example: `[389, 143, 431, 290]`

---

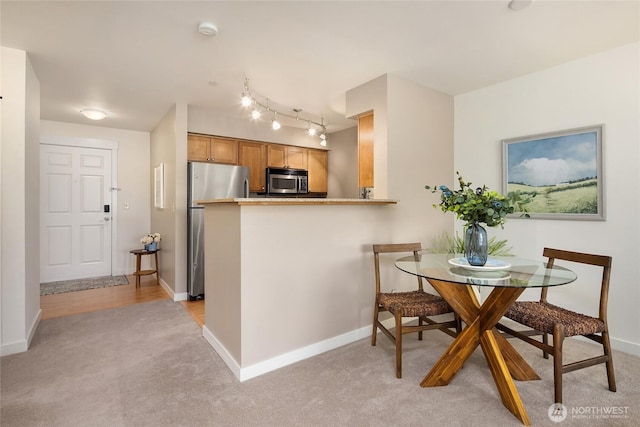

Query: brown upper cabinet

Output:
[267, 144, 308, 170]
[188, 134, 238, 164]
[358, 113, 374, 188]
[189, 133, 327, 194]
[308, 149, 328, 194]
[238, 140, 267, 193]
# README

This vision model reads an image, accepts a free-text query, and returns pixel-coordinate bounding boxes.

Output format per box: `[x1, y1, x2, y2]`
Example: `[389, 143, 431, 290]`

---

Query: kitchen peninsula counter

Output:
[196, 198, 397, 206]
[199, 197, 399, 382]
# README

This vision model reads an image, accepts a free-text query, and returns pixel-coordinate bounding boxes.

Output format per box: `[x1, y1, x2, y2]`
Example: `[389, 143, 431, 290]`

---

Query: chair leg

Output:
[602, 330, 617, 392]
[395, 310, 403, 379]
[418, 316, 423, 341]
[371, 302, 379, 346]
[553, 324, 565, 404]
[543, 332, 550, 359]
[455, 313, 462, 335]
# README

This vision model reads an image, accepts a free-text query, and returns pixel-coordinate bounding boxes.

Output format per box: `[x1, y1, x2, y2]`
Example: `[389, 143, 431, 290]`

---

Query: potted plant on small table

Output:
[141, 233, 161, 251]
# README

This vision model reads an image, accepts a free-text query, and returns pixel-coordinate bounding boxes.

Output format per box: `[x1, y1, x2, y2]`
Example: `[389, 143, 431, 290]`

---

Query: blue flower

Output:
[426, 171, 530, 228]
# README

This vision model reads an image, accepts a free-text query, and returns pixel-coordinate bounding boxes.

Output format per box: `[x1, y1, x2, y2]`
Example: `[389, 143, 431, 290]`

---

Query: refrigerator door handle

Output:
[244, 178, 249, 198]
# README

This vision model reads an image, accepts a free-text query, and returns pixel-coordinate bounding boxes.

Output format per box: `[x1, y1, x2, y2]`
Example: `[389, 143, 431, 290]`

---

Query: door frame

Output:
[40, 136, 119, 277]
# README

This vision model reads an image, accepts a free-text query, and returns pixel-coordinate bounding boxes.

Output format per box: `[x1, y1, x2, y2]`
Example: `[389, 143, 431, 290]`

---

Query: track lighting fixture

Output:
[307, 121, 316, 136]
[272, 112, 281, 130]
[240, 78, 328, 145]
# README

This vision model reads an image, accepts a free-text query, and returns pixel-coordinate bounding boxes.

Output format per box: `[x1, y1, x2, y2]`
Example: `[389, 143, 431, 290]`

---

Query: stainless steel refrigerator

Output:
[187, 162, 249, 299]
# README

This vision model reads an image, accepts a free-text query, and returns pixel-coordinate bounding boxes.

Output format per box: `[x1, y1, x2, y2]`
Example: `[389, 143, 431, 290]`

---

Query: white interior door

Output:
[40, 144, 112, 282]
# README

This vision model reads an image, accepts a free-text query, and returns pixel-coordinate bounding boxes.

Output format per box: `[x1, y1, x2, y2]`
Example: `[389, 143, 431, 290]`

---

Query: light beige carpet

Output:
[1, 300, 638, 426]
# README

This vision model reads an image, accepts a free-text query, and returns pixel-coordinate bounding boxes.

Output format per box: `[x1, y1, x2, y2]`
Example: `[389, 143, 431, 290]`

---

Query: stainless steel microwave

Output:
[265, 167, 308, 195]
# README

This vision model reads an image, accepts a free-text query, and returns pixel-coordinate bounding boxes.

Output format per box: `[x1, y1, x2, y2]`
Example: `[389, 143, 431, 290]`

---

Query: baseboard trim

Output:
[201, 315, 444, 382]
[156, 277, 187, 302]
[202, 325, 242, 380]
[173, 292, 188, 302]
[203, 324, 372, 382]
[610, 336, 640, 357]
[0, 309, 41, 356]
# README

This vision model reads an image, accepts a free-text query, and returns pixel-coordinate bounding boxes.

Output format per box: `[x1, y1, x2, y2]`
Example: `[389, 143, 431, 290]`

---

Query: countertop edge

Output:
[196, 198, 398, 206]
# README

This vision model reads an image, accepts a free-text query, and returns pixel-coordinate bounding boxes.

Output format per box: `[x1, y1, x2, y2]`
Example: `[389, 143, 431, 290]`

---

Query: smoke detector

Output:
[198, 22, 218, 37]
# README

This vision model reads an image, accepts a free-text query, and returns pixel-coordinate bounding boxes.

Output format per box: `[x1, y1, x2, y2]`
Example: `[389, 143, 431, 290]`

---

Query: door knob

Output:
[104, 216, 110, 221]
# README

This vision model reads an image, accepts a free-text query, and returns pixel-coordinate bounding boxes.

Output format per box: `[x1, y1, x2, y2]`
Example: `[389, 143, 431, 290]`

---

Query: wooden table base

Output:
[422, 279, 538, 426]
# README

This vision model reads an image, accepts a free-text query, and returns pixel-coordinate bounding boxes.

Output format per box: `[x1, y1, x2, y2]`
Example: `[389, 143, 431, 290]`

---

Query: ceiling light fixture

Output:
[198, 21, 219, 36]
[508, 0, 533, 11]
[80, 108, 107, 120]
[307, 121, 316, 136]
[272, 112, 281, 130]
[240, 78, 328, 145]
[251, 101, 262, 120]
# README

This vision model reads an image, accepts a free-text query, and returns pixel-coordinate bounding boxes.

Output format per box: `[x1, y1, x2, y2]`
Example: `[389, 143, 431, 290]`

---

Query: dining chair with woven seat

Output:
[371, 243, 461, 378]
[496, 247, 616, 404]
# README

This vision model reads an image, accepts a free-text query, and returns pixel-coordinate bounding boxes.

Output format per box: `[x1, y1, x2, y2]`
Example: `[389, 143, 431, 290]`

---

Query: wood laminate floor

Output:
[41, 274, 205, 327]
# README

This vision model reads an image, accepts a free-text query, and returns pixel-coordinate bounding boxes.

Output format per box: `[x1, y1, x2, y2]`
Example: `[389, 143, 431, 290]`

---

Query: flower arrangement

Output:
[140, 233, 161, 245]
[426, 172, 531, 228]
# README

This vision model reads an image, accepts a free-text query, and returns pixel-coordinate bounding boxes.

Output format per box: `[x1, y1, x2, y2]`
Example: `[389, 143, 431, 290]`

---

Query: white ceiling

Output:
[2, 1, 638, 133]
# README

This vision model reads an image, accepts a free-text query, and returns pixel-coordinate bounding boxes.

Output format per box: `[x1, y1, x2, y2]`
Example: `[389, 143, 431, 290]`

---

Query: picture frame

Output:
[154, 163, 165, 209]
[502, 125, 604, 221]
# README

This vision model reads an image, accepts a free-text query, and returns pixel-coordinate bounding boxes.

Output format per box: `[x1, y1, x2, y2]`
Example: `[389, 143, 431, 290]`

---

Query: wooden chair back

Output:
[373, 243, 423, 295]
[541, 247, 612, 323]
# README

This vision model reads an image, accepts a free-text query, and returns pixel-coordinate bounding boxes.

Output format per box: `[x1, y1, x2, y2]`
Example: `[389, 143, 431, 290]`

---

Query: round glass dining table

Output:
[394, 253, 577, 426]
[395, 253, 577, 289]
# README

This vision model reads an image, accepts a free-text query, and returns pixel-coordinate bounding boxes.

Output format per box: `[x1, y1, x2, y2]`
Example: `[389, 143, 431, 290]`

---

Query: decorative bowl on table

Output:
[448, 257, 511, 272]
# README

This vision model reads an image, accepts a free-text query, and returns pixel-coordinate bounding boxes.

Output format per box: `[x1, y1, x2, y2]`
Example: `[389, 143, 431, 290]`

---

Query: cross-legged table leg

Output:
[422, 279, 533, 426]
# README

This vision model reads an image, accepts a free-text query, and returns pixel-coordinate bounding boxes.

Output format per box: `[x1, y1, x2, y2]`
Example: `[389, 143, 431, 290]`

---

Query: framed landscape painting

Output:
[502, 125, 604, 221]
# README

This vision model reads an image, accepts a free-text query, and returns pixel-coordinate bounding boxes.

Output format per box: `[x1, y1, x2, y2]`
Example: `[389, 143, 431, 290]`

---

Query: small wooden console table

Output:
[129, 248, 160, 288]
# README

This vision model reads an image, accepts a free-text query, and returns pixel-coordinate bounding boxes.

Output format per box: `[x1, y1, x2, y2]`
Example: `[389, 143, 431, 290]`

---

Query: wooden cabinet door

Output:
[209, 137, 238, 164]
[187, 135, 210, 162]
[308, 149, 328, 193]
[286, 146, 308, 170]
[358, 113, 374, 188]
[267, 145, 287, 168]
[239, 141, 267, 192]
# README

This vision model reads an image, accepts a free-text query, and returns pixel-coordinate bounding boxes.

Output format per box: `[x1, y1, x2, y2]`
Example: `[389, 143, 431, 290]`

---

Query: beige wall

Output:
[203, 74, 454, 379]
[454, 42, 640, 356]
[150, 103, 188, 297]
[346, 74, 455, 247]
[326, 126, 358, 199]
[1, 47, 41, 355]
[203, 202, 399, 379]
[345, 75, 388, 198]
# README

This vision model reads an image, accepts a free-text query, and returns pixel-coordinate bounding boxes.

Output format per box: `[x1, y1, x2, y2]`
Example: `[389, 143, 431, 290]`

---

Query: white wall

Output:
[454, 42, 640, 355]
[40, 120, 151, 276]
[1, 47, 41, 356]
